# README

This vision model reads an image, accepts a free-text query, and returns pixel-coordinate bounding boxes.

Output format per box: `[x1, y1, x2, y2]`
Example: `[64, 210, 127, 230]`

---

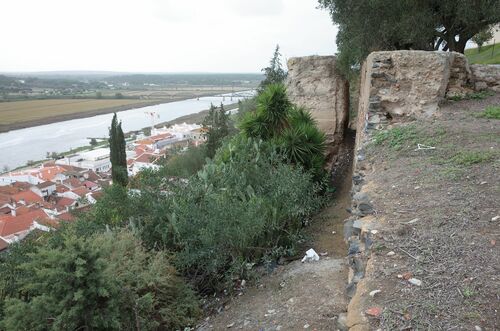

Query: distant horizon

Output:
[0, 0, 337, 72]
[0, 70, 264, 76]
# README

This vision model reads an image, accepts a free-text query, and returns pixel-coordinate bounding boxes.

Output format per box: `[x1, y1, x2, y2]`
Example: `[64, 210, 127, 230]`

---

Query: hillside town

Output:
[0, 122, 206, 251]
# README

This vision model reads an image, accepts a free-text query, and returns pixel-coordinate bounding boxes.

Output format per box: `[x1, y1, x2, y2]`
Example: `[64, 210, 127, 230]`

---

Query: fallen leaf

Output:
[402, 272, 412, 280]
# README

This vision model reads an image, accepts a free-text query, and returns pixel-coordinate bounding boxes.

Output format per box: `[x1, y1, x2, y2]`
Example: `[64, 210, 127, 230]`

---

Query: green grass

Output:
[477, 106, 500, 119]
[447, 151, 495, 166]
[465, 42, 500, 64]
[373, 125, 446, 151]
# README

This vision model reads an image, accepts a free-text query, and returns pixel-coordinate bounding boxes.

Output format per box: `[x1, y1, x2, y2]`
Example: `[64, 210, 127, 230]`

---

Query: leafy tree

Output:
[109, 113, 128, 186]
[89, 138, 98, 148]
[260, 45, 287, 90]
[202, 103, 230, 158]
[472, 27, 495, 52]
[96, 91, 102, 99]
[115, 92, 124, 99]
[318, 0, 500, 76]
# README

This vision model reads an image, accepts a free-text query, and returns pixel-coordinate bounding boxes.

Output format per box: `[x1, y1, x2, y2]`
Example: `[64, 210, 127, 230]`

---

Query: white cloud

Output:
[0, 0, 337, 73]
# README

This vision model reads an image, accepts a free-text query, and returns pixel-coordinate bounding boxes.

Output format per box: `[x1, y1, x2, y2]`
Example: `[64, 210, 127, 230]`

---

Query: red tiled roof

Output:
[56, 184, 70, 193]
[36, 181, 56, 189]
[0, 209, 48, 236]
[58, 164, 86, 172]
[12, 182, 32, 190]
[83, 181, 98, 189]
[32, 166, 67, 182]
[0, 186, 20, 195]
[14, 205, 33, 216]
[11, 191, 43, 204]
[135, 153, 160, 164]
[71, 187, 89, 198]
[56, 197, 76, 208]
[63, 178, 82, 188]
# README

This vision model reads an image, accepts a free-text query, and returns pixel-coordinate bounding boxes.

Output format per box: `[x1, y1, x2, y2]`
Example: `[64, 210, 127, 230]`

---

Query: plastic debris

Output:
[301, 248, 320, 263]
[408, 278, 422, 286]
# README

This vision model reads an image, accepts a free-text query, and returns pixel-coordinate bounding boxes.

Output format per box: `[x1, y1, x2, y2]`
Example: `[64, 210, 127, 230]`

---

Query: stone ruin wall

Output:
[286, 51, 499, 330]
[347, 51, 499, 330]
[286, 56, 350, 168]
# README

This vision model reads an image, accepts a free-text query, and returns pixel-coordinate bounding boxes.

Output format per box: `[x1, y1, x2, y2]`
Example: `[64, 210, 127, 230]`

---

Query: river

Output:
[0, 92, 252, 170]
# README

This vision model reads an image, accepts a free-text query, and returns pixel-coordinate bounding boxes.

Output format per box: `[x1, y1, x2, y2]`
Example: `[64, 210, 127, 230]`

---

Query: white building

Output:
[56, 148, 111, 172]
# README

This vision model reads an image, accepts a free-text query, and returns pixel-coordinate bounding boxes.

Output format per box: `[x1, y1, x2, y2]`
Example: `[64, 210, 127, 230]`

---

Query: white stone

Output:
[369, 289, 382, 297]
[408, 278, 422, 286]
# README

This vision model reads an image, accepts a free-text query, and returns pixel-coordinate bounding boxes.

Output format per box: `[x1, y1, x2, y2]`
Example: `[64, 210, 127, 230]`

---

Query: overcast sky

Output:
[0, 0, 337, 73]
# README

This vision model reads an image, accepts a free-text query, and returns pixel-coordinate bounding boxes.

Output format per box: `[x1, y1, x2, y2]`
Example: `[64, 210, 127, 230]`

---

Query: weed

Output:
[373, 125, 418, 150]
[448, 90, 494, 101]
[447, 151, 494, 166]
[477, 106, 500, 120]
[462, 287, 476, 298]
[373, 125, 446, 151]
[439, 166, 464, 180]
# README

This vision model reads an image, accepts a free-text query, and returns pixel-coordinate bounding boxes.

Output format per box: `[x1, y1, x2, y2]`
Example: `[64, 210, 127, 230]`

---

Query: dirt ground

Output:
[357, 93, 499, 330]
[197, 134, 355, 331]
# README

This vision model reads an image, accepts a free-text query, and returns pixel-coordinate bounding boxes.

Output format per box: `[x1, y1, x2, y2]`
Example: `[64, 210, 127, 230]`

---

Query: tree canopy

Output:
[109, 113, 128, 187]
[259, 45, 287, 90]
[318, 0, 500, 76]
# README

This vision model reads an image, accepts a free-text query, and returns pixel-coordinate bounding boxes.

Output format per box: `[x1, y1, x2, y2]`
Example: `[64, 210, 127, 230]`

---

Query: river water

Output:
[0, 93, 252, 170]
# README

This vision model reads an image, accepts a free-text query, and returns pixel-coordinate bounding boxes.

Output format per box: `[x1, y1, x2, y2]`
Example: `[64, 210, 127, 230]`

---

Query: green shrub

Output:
[159, 145, 208, 178]
[240, 84, 326, 178]
[477, 105, 500, 119]
[135, 137, 324, 291]
[1, 230, 199, 331]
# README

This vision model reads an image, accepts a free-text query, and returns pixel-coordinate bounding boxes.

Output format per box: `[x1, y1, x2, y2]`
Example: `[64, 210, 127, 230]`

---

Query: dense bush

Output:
[134, 136, 324, 291]
[240, 83, 326, 179]
[1, 230, 199, 330]
[158, 145, 208, 179]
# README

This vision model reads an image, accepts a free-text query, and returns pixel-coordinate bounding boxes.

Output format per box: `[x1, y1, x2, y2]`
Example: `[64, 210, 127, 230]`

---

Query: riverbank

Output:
[1, 101, 240, 174]
[0, 91, 240, 133]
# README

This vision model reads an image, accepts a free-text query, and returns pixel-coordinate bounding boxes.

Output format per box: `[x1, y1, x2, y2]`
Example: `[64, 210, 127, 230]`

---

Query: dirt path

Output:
[198, 133, 355, 331]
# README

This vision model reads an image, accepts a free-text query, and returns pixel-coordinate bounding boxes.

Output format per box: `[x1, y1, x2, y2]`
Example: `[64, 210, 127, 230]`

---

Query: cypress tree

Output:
[109, 113, 128, 186]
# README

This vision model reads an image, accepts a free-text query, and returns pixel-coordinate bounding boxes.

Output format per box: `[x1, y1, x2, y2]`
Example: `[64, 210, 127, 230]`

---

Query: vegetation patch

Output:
[465, 42, 500, 65]
[448, 90, 494, 101]
[372, 124, 446, 151]
[446, 150, 495, 166]
[477, 105, 500, 119]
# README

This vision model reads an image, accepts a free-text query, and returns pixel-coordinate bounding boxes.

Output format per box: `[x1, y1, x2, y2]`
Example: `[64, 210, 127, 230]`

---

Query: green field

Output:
[465, 42, 500, 64]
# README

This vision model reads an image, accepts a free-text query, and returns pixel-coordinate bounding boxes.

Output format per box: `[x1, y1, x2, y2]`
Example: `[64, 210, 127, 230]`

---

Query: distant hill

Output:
[465, 42, 500, 65]
[0, 72, 263, 87]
